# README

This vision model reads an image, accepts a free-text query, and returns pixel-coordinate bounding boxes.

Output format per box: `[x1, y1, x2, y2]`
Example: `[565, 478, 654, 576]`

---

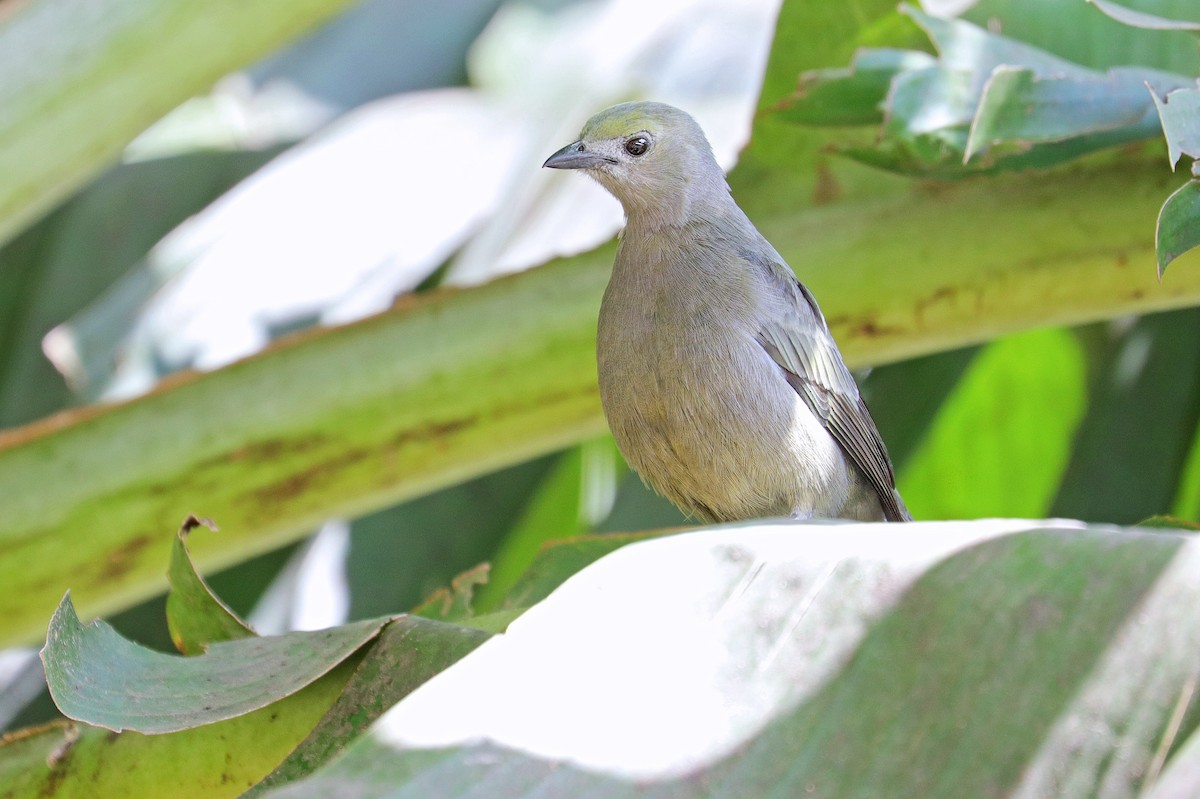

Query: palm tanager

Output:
[543, 102, 910, 523]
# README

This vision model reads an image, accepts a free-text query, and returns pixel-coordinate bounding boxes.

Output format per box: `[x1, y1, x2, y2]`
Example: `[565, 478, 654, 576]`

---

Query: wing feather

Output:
[752, 263, 910, 522]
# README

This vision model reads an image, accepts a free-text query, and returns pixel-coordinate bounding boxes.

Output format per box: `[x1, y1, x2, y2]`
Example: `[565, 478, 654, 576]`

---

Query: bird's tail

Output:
[885, 489, 913, 522]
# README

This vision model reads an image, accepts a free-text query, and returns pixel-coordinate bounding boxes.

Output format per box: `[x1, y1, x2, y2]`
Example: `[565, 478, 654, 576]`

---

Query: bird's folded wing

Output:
[754, 273, 908, 522]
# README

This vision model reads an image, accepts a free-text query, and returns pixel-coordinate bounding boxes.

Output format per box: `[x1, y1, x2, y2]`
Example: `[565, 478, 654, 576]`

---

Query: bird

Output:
[543, 101, 910, 523]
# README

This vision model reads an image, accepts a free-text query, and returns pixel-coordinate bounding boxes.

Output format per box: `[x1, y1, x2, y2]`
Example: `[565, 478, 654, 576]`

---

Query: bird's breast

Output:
[594, 237, 856, 521]
[597, 282, 830, 517]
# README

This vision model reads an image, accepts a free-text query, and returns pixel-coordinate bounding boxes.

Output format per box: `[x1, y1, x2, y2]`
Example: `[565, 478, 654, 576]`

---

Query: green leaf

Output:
[244, 616, 492, 795]
[11, 550, 493, 794]
[912, 4, 1089, 79]
[410, 564, 491, 623]
[838, 6, 1195, 175]
[0, 662, 356, 798]
[0, 251, 611, 648]
[596, 469, 691, 534]
[859, 345, 980, 470]
[499, 530, 671, 611]
[964, 0, 1200, 74]
[1147, 85, 1200, 275]
[1157, 179, 1200, 276]
[755, 0, 902, 113]
[0, 0, 358, 246]
[165, 515, 256, 655]
[1088, 0, 1200, 33]
[250, 520, 1198, 798]
[891, 2, 1094, 145]
[474, 437, 624, 612]
[1174, 409, 1200, 519]
[344, 454, 560, 620]
[774, 48, 936, 126]
[1051, 310, 1200, 522]
[898, 328, 1087, 519]
[1136, 515, 1200, 531]
[41, 594, 386, 733]
[966, 66, 1188, 163]
[1150, 86, 1200, 170]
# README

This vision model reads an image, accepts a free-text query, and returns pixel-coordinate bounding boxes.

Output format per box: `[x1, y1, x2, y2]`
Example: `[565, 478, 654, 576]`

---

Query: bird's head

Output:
[543, 101, 726, 227]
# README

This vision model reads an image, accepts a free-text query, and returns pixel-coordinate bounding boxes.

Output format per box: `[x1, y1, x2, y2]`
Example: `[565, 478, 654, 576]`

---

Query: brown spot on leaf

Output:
[827, 314, 905, 340]
[239, 417, 477, 517]
[95, 531, 159, 584]
[387, 417, 474, 449]
[249, 444, 372, 508]
[179, 514, 217, 536]
[812, 161, 842, 206]
[227, 434, 329, 464]
[914, 286, 960, 326]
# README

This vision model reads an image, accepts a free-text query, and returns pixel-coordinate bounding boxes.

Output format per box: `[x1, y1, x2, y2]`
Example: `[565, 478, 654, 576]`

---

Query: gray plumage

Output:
[544, 101, 910, 523]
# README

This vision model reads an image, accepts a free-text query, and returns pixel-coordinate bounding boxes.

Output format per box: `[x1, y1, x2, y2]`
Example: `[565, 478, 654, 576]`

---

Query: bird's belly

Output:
[596, 321, 852, 522]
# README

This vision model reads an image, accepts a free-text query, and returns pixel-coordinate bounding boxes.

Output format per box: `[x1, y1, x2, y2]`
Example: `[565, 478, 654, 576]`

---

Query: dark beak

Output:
[542, 141, 614, 170]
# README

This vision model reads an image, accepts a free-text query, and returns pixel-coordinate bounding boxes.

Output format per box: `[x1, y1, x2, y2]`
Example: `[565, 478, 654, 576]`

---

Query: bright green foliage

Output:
[778, 1, 1200, 269]
[897, 328, 1087, 520]
[799, 6, 1191, 177]
[165, 516, 256, 655]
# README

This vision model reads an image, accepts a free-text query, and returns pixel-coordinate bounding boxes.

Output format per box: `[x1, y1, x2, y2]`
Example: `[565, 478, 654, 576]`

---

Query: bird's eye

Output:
[624, 136, 650, 156]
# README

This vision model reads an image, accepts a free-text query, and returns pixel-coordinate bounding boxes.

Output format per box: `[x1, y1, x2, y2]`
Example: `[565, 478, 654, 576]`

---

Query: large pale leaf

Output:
[254, 520, 1200, 798]
[39, 0, 780, 401]
[498, 530, 669, 613]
